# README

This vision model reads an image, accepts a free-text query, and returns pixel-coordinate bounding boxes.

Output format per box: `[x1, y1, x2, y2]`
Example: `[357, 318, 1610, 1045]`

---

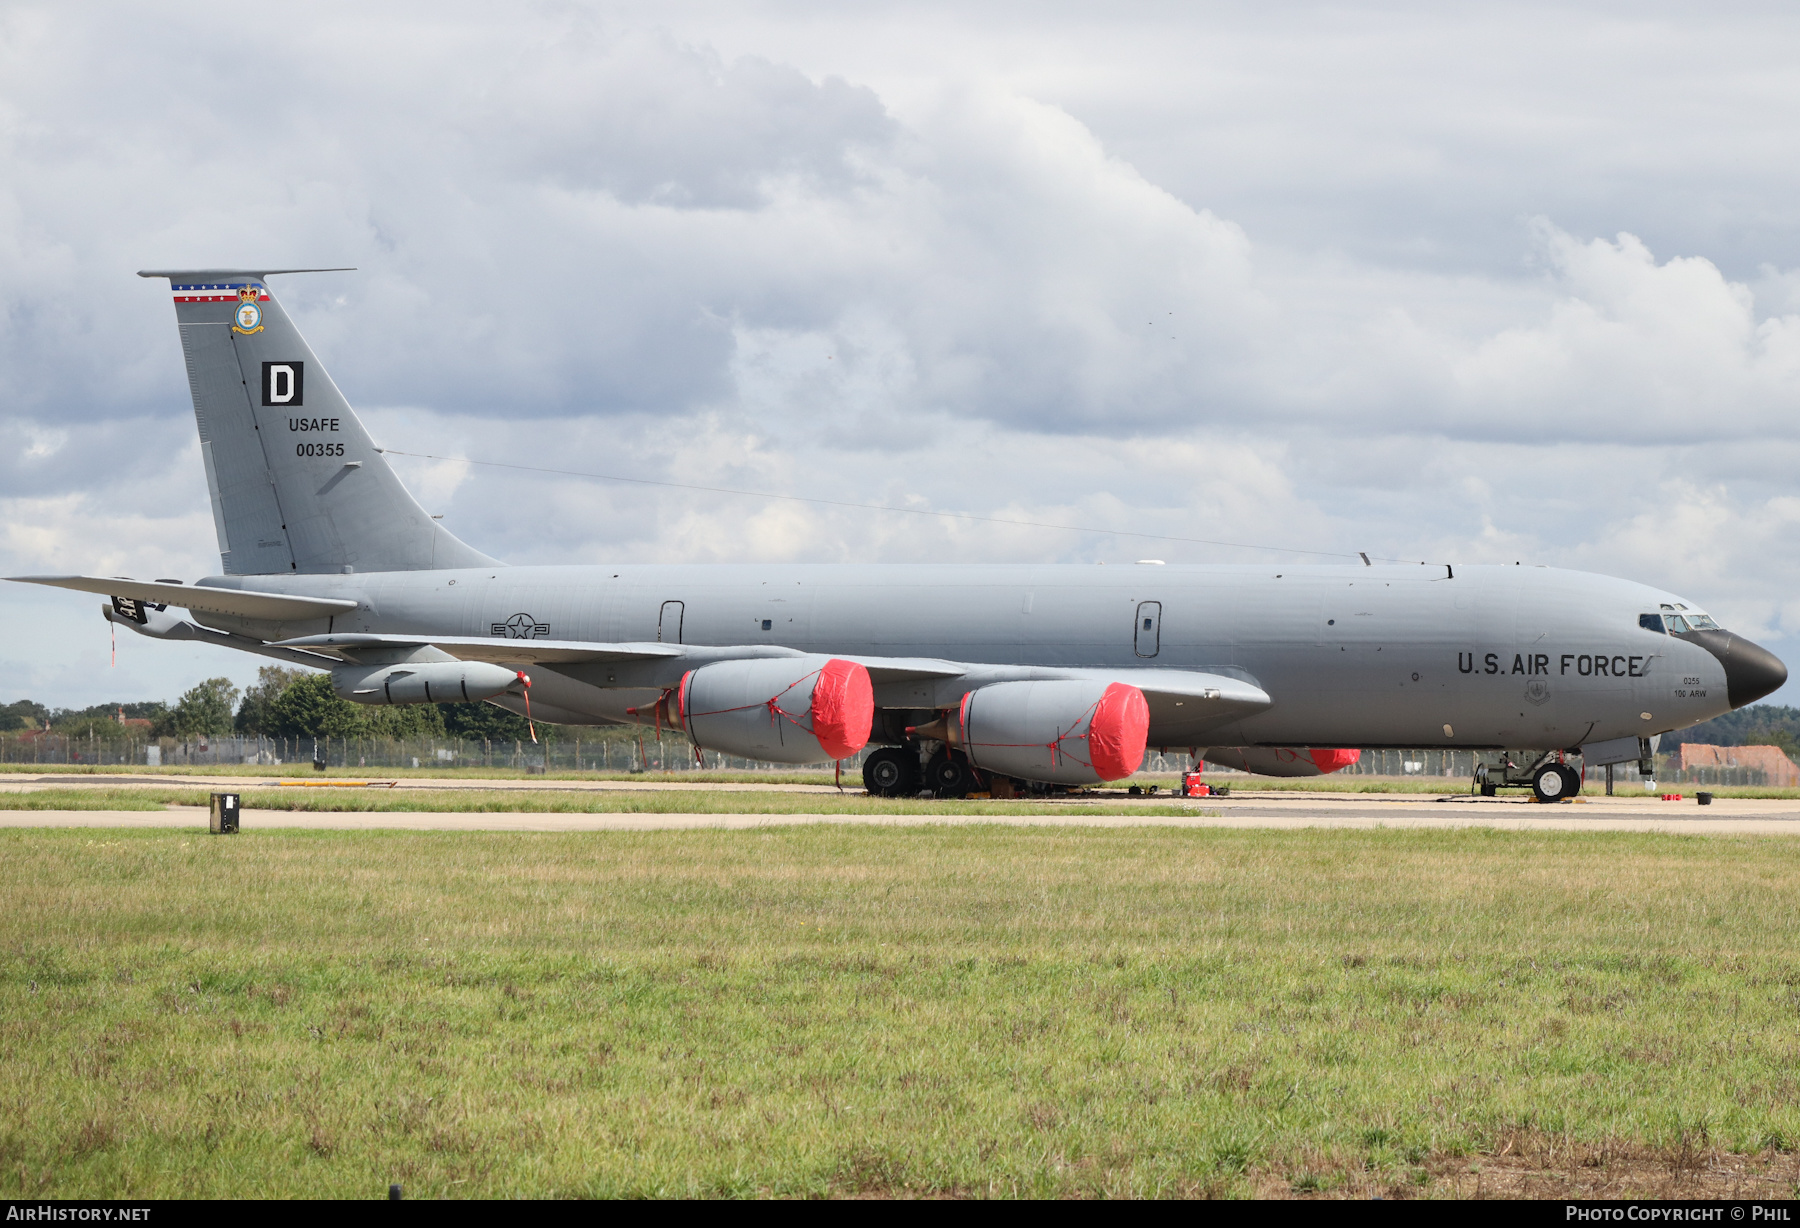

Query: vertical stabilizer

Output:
[140, 269, 496, 575]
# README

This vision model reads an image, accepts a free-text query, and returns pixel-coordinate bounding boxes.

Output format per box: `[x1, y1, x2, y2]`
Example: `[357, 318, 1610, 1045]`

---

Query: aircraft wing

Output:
[9, 575, 357, 621]
[271, 632, 690, 665]
[1121, 668, 1272, 741]
[858, 661, 1270, 707]
[1120, 668, 1270, 709]
[247, 628, 1274, 740]
[838, 657, 1269, 735]
[834, 656, 970, 683]
[961, 666, 1271, 739]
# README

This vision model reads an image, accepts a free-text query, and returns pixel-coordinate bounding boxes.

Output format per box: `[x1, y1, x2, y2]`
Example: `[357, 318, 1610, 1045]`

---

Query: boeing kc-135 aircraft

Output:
[10, 270, 1789, 801]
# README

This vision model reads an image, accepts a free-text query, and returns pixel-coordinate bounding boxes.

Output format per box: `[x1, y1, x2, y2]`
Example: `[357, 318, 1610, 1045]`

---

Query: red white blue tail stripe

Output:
[171, 282, 268, 303]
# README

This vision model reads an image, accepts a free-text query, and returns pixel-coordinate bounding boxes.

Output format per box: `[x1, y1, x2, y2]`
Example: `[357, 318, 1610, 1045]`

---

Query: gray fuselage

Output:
[193, 560, 1745, 750]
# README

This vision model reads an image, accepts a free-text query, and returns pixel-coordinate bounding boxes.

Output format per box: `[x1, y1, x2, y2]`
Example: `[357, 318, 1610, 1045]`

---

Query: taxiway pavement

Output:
[2, 779, 1795, 836]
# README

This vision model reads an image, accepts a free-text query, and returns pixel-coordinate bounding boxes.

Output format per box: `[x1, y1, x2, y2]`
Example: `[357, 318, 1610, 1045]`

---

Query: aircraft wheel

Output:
[863, 747, 922, 797]
[1558, 764, 1583, 797]
[1480, 782, 1498, 797]
[926, 749, 978, 798]
[1531, 762, 1570, 802]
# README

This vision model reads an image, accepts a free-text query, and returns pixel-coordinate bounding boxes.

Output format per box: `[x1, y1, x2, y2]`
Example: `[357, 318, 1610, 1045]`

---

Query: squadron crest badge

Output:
[231, 284, 265, 335]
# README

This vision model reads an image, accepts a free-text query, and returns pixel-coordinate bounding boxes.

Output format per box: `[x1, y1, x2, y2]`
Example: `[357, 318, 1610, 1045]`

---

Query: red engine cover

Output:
[677, 655, 874, 765]
[957, 679, 1151, 785]
[808, 657, 875, 760]
[1201, 746, 1362, 777]
[1086, 682, 1153, 782]
[1306, 747, 1361, 773]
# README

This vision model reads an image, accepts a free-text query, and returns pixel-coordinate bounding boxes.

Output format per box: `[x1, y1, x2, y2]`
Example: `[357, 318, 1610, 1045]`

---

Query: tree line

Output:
[2, 667, 546, 744]
[1663, 704, 1800, 760]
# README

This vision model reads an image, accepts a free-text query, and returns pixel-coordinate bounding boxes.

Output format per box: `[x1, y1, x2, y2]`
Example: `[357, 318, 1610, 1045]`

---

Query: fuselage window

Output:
[1687, 613, 1720, 630]
[1664, 614, 1692, 633]
[1639, 613, 1666, 633]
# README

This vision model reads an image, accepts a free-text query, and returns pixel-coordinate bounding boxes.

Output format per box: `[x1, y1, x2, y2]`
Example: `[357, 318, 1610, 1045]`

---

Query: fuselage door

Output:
[658, 600, 684, 644]
[1134, 600, 1162, 658]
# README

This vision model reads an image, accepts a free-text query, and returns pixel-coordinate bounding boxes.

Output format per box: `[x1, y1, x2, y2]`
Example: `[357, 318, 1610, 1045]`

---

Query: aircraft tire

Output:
[926, 749, 978, 798]
[1558, 764, 1583, 797]
[863, 747, 922, 797]
[1531, 763, 1570, 803]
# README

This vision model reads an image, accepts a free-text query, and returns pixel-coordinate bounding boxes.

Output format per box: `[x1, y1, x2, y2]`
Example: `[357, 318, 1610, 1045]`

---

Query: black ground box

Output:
[209, 792, 240, 834]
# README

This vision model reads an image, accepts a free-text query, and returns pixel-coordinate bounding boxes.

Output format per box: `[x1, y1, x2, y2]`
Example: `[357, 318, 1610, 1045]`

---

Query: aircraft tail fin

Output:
[139, 268, 496, 576]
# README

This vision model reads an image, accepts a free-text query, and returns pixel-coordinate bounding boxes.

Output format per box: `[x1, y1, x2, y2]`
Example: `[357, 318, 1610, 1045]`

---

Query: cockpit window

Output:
[1650, 604, 1720, 632]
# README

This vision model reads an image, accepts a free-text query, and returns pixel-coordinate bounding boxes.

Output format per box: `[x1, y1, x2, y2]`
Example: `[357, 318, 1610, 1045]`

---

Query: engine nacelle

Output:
[954, 679, 1149, 785]
[1202, 747, 1361, 777]
[678, 656, 873, 764]
[332, 660, 526, 706]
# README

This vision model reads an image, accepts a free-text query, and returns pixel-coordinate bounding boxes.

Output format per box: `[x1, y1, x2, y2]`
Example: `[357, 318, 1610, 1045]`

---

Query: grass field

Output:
[4, 825, 1800, 1198]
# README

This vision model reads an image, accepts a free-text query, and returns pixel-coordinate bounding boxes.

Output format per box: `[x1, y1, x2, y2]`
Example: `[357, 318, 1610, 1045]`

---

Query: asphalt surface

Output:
[0, 772, 1794, 834]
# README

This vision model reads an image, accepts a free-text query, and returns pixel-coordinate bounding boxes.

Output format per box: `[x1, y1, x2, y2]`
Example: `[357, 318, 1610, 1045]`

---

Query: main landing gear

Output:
[862, 746, 922, 798]
[1475, 751, 1582, 802]
[924, 748, 982, 799]
[862, 744, 992, 798]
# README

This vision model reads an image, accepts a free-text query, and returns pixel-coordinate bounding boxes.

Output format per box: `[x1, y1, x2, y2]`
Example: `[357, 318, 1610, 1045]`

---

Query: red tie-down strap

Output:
[626, 684, 681, 734]
[961, 682, 1149, 781]
[681, 659, 873, 760]
[517, 671, 537, 744]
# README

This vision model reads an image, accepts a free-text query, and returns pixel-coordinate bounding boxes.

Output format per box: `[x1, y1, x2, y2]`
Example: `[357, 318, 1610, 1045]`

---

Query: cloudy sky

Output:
[5, 0, 1800, 710]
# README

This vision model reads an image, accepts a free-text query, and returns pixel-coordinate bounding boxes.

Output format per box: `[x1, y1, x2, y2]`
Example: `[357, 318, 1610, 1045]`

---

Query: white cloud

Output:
[4, 1, 1800, 708]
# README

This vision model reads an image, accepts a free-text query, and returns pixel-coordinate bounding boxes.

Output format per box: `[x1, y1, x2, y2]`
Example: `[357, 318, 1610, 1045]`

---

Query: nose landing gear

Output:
[1475, 751, 1583, 802]
[1530, 761, 1582, 802]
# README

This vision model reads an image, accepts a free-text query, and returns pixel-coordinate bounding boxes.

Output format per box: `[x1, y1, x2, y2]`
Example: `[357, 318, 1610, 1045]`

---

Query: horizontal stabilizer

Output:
[101, 603, 342, 669]
[10, 575, 356, 621]
[136, 267, 356, 279]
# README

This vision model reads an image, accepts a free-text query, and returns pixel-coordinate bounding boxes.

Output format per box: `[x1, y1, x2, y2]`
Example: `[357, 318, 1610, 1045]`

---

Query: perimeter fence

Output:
[0, 729, 1786, 786]
[0, 729, 869, 774]
[0, 734, 1233, 775]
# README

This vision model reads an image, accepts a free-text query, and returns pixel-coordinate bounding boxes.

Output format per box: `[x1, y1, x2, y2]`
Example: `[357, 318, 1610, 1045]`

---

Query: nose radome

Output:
[1725, 635, 1788, 707]
[1697, 631, 1789, 708]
